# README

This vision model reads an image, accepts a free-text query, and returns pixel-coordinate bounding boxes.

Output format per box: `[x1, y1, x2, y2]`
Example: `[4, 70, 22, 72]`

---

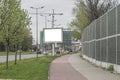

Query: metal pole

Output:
[95, 20, 97, 65]
[45, 16, 47, 28]
[52, 9, 55, 28]
[100, 17, 102, 67]
[115, 6, 118, 80]
[106, 10, 109, 69]
[52, 43, 55, 56]
[52, 9, 55, 55]
[30, 6, 44, 57]
[36, 8, 39, 57]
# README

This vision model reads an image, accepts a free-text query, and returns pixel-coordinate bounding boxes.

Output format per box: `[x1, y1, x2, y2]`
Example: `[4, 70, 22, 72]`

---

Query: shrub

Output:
[107, 65, 114, 73]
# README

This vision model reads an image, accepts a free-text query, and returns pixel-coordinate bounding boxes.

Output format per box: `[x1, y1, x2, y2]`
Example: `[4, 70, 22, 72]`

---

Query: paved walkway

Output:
[49, 55, 87, 80]
[50, 54, 120, 80]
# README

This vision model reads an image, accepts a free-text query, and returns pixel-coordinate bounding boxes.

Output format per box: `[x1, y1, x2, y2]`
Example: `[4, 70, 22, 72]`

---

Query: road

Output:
[0, 54, 43, 63]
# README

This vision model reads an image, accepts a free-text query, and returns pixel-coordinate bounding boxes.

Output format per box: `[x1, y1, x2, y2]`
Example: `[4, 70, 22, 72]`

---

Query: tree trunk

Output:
[19, 52, 21, 60]
[6, 43, 9, 69]
[15, 45, 17, 65]
[19, 43, 21, 60]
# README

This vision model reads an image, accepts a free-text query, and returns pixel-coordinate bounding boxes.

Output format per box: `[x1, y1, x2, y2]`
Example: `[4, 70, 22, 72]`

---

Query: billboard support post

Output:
[52, 43, 55, 56]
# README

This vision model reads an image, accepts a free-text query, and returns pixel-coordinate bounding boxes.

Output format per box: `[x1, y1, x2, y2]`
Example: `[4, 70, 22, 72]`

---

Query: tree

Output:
[69, 0, 90, 39]
[0, 0, 31, 68]
[21, 28, 32, 51]
[72, 30, 81, 40]
[70, 0, 118, 39]
[83, 0, 118, 22]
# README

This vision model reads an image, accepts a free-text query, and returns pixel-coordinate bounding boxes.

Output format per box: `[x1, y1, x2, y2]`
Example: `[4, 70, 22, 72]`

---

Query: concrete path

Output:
[49, 55, 87, 80]
[0, 54, 43, 63]
[50, 54, 120, 80]
[69, 54, 120, 80]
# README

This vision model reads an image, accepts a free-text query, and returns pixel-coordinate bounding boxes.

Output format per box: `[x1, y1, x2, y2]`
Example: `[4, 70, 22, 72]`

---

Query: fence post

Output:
[115, 6, 118, 80]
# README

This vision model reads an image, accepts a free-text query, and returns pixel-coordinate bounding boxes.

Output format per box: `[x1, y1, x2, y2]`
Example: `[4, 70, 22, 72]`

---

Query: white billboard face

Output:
[44, 28, 63, 43]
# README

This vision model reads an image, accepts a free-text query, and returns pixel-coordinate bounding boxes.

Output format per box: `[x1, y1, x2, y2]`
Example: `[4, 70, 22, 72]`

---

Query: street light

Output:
[30, 6, 44, 57]
[30, 6, 44, 9]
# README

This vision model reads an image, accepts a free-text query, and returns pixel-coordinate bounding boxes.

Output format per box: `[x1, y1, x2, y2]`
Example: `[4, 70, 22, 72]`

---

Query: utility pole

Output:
[52, 9, 55, 28]
[50, 9, 63, 56]
[30, 6, 44, 57]
[51, 9, 63, 28]
[36, 9, 63, 28]
[30, 9, 63, 56]
[40, 14, 51, 28]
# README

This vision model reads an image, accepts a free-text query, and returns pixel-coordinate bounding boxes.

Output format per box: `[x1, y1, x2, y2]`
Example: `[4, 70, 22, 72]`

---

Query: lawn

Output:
[0, 55, 59, 80]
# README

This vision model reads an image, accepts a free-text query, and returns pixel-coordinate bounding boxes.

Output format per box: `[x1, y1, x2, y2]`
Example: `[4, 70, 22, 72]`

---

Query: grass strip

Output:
[0, 55, 60, 80]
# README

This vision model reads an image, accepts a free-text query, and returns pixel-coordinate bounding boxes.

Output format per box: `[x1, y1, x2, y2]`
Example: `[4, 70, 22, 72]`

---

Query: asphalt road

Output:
[0, 54, 43, 63]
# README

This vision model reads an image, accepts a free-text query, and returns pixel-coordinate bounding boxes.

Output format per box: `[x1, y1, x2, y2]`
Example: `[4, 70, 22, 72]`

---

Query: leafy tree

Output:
[72, 30, 81, 40]
[21, 28, 32, 51]
[70, 1, 89, 39]
[70, 0, 118, 39]
[83, 0, 118, 22]
[0, 0, 31, 68]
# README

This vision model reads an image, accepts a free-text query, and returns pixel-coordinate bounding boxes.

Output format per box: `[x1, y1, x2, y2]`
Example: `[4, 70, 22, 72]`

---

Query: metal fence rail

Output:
[82, 4, 120, 65]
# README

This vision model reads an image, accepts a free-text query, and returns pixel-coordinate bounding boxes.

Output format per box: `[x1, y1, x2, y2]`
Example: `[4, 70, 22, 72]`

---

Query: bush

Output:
[107, 65, 114, 73]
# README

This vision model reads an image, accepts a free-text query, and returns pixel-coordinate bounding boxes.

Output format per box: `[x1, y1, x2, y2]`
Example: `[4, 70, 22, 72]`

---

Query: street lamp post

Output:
[30, 6, 44, 57]
[30, 9, 63, 56]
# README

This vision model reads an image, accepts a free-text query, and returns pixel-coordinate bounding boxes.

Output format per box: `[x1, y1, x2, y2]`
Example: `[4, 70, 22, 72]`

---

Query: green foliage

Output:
[0, 56, 58, 80]
[0, 0, 31, 50]
[0, 0, 32, 69]
[69, 0, 118, 39]
[72, 30, 81, 40]
[107, 65, 114, 72]
[69, 0, 90, 39]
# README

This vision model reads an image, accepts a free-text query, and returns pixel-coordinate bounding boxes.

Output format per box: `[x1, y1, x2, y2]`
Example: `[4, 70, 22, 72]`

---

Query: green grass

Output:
[0, 52, 36, 56]
[0, 55, 59, 80]
[0, 52, 15, 56]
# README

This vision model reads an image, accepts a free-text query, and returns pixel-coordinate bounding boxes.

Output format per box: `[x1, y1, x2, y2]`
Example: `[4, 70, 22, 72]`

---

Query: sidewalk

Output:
[49, 55, 87, 80]
[49, 54, 120, 80]
[69, 54, 120, 80]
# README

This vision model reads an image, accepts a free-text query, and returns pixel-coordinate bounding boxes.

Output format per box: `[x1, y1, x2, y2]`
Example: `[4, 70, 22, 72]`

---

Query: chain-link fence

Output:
[82, 4, 120, 66]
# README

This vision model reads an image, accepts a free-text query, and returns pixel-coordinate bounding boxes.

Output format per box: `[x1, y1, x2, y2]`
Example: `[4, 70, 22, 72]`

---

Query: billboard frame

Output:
[43, 28, 63, 43]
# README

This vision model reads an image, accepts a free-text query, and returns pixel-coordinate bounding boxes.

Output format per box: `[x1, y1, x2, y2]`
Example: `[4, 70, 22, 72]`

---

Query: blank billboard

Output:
[44, 28, 63, 43]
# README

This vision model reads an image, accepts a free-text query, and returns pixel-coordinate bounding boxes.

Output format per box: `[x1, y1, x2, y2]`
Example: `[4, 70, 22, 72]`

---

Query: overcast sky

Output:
[21, 0, 75, 43]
